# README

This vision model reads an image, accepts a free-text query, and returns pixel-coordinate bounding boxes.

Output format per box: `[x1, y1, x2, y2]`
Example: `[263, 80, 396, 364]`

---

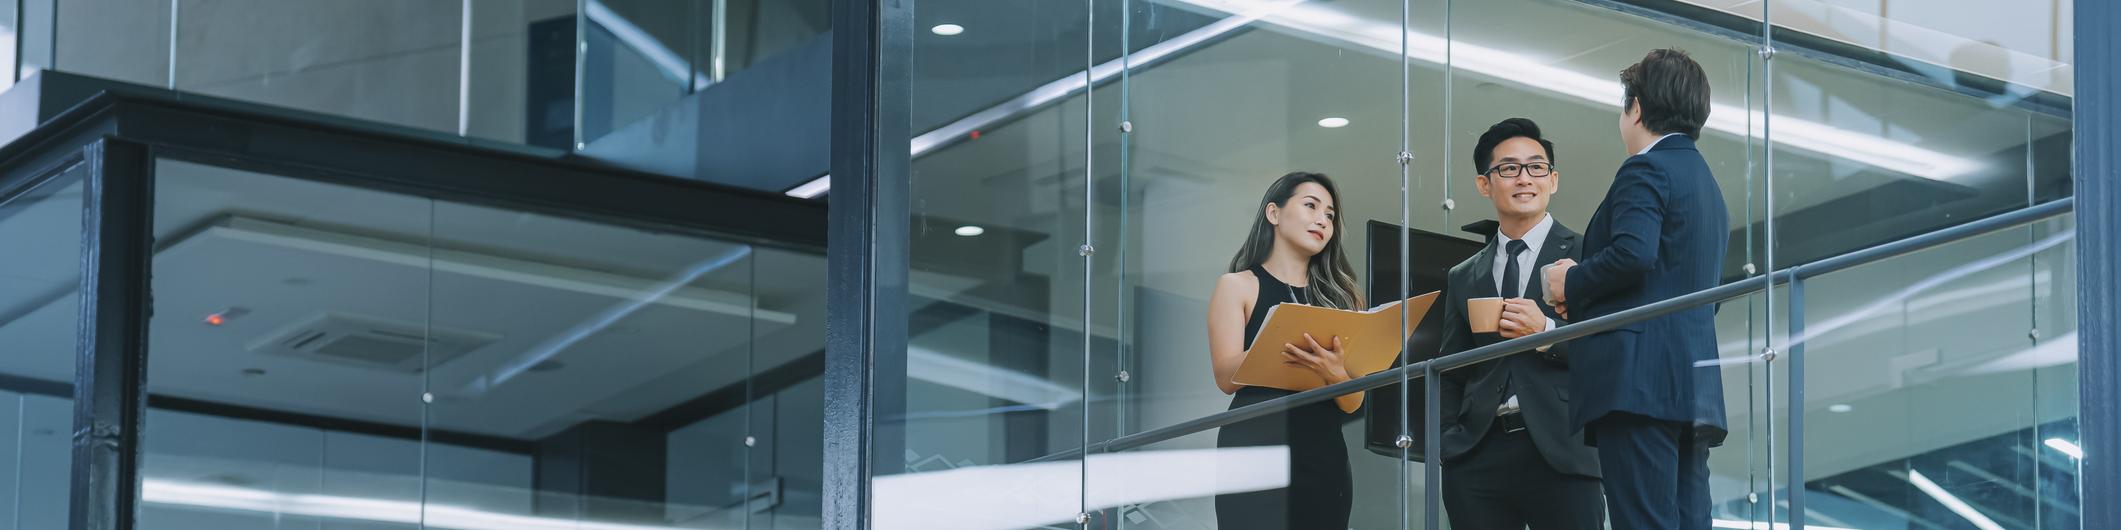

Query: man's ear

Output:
[1475, 175, 1494, 198]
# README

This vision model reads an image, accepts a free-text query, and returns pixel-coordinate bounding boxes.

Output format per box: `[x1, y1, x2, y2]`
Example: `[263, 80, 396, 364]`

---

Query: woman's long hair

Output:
[1227, 172, 1364, 310]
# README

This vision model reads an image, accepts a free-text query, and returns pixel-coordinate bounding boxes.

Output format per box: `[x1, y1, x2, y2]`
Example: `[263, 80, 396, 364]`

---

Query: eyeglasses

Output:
[1483, 162, 1554, 179]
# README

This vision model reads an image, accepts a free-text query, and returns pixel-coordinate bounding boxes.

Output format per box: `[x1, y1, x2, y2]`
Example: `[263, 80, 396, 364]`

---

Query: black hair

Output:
[1227, 172, 1363, 310]
[1472, 117, 1556, 174]
[1619, 48, 1712, 139]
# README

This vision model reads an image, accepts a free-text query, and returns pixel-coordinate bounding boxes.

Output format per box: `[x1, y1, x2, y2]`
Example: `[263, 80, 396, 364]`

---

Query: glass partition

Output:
[1765, 0, 2078, 526]
[138, 159, 436, 529]
[0, 167, 84, 530]
[130, 155, 825, 529]
[865, 0, 2075, 525]
[1794, 219, 2079, 529]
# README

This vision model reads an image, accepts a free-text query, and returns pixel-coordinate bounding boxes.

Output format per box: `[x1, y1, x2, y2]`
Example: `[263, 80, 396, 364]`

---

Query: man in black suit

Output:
[1543, 49, 1730, 530]
[1435, 117, 1602, 530]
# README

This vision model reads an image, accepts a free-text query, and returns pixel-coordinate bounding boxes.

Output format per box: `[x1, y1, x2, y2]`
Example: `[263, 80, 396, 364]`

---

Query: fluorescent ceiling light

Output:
[1317, 117, 1350, 128]
[142, 479, 690, 530]
[1177, 0, 1980, 179]
[786, 174, 832, 198]
[955, 225, 986, 236]
[1906, 469, 2005, 530]
[793, 0, 1981, 197]
[787, 2, 1297, 198]
[189, 217, 792, 324]
[1827, 403, 1853, 413]
[2045, 437, 2084, 459]
[874, 446, 1288, 529]
[908, 344, 1082, 410]
[932, 23, 965, 36]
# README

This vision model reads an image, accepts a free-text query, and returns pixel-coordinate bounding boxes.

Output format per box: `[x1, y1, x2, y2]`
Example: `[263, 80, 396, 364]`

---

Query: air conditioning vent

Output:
[248, 313, 499, 373]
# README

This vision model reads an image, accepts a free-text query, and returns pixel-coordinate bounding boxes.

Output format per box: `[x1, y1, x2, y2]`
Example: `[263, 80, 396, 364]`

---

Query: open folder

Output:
[1232, 291, 1441, 392]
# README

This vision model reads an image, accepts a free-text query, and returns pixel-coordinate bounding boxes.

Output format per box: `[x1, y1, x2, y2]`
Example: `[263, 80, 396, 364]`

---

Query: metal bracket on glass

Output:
[1115, 370, 1131, 383]
[745, 436, 757, 447]
[1442, 198, 1456, 211]
[77, 422, 123, 448]
[1079, 244, 1096, 257]
[1119, 121, 1134, 133]
[2030, 329, 2041, 341]
[1076, 512, 1092, 525]
[1761, 348, 1778, 362]
[1395, 434, 1414, 449]
[1743, 263, 1757, 275]
[1397, 150, 1415, 167]
[1758, 45, 1777, 61]
[422, 392, 434, 404]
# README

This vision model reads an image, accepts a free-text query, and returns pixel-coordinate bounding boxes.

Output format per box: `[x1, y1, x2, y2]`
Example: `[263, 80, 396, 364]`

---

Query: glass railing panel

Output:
[137, 158, 434, 528]
[1794, 218, 2077, 530]
[0, 166, 85, 529]
[423, 200, 763, 529]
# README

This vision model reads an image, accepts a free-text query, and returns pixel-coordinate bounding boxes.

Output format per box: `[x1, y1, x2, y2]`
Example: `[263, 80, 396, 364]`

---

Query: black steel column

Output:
[67, 139, 154, 530]
[824, 0, 912, 525]
[2076, 0, 2120, 527]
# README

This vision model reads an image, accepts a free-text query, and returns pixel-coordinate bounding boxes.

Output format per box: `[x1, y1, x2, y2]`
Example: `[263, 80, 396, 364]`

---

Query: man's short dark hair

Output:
[1473, 117, 1556, 174]
[1620, 48, 1711, 139]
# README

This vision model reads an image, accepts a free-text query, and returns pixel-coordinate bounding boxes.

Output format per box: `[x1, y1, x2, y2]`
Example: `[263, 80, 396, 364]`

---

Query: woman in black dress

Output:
[1205, 171, 1364, 529]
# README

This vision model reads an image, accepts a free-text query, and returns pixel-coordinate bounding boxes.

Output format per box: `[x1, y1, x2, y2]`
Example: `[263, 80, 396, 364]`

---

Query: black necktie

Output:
[1503, 239, 1529, 299]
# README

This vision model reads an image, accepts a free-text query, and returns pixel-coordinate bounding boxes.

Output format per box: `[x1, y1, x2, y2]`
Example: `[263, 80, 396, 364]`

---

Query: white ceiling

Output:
[0, 159, 828, 441]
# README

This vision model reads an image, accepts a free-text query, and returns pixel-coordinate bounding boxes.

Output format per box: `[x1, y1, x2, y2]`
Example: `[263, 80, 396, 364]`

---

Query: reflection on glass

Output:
[133, 159, 823, 529]
[426, 200, 769, 529]
[140, 159, 433, 527]
[580, 0, 699, 144]
[1795, 223, 2079, 529]
[0, 170, 84, 529]
[168, 0, 465, 133]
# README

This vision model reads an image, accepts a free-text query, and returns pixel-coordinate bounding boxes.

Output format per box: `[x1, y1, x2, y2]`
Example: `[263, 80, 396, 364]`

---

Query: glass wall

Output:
[0, 166, 84, 530]
[12, 0, 827, 149]
[879, 0, 2079, 527]
[133, 157, 825, 529]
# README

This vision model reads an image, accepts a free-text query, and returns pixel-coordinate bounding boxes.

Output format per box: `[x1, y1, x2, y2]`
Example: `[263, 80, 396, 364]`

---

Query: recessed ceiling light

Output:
[2044, 437, 2084, 459]
[932, 24, 965, 36]
[1317, 117, 1349, 128]
[1827, 404, 1853, 413]
[955, 225, 985, 237]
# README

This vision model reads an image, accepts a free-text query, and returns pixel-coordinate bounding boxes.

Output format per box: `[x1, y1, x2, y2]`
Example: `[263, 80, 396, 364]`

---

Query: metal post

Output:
[1423, 364, 1441, 529]
[2074, 0, 2120, 528]
[824, 0, 912, 525]
[66, 139, 154, 530]
[1786, 277, 1804, 530]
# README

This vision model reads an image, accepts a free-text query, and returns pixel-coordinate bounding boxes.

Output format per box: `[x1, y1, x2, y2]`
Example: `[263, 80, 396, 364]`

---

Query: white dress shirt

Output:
[1493, 214, 1558, 415]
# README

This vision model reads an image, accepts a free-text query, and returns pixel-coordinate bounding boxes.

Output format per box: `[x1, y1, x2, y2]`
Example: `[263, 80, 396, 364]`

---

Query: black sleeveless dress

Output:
[1213, 266, 1353, 529]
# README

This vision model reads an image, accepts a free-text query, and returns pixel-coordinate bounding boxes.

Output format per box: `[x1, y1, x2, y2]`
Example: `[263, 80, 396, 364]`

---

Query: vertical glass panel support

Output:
[823, 0, 910, 524]
[1786, 276, 1804, 530]
[67, 139, 154, 530]
[2077, 2, 2120, 529]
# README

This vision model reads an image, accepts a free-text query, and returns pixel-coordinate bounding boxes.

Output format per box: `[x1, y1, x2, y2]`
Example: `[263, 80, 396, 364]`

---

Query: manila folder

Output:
[1232, 291, 1440, 392]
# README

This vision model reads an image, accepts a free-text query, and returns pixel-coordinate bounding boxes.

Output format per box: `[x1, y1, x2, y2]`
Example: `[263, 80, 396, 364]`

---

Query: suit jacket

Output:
[1563, 134, 1730, 446]
[1436, 218, 1599, 479]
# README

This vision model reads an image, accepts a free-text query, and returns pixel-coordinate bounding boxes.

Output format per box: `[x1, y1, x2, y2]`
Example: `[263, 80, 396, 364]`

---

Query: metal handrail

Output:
[1033, 197, 2074, 461]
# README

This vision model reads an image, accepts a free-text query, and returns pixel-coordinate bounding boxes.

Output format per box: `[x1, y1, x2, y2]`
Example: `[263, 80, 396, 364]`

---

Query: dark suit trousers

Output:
[1591, 413, 1711, 530]
[1443, 423, 1604, 530]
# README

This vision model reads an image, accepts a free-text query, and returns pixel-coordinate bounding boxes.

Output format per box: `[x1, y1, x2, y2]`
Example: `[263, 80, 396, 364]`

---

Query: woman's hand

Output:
[1281, 333, 1352, 384]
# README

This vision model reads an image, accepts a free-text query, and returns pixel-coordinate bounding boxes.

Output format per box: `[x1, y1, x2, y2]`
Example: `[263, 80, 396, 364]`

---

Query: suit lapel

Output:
[1470, 238, 1500, 300]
